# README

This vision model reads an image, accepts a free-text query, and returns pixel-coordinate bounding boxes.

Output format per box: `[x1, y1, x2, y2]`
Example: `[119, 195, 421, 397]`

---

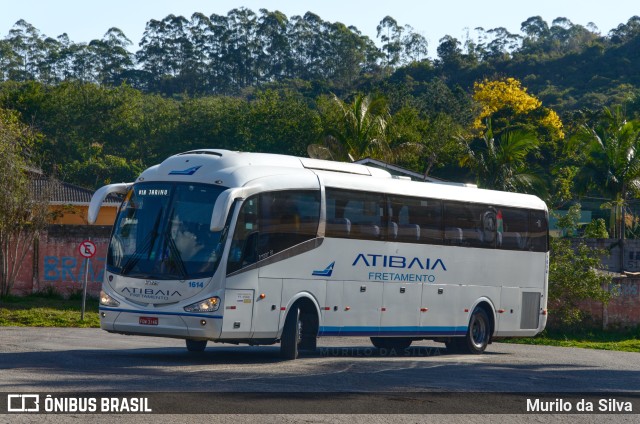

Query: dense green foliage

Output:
[1, 10, 639, 195]
[1, 11, 636, 227]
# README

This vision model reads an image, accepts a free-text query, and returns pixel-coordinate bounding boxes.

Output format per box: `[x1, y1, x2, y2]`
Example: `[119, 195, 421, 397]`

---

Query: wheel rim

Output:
[296, 315, 303, 345]
[470, 315, 487, 349]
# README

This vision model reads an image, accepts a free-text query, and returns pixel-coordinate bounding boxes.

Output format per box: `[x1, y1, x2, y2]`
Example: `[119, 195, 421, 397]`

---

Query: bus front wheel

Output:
[186, 339, 207, 352]
[280, 306, 302, 360]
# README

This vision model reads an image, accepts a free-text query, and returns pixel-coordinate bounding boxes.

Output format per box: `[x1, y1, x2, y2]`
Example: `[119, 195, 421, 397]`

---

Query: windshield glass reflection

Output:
[107, 182, 228, 280]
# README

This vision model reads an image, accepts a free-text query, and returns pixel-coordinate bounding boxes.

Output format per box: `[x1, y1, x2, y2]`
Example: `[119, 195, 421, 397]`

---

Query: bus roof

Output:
[137, 149, 547, 211]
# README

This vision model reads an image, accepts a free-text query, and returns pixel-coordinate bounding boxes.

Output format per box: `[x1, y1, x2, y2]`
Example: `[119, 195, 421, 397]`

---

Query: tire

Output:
[299, 311, 318, 352]
[370, 337, 387, 349]
[445, 338, 464, 353]
[280, 306, 301, 360]
[185, 339, 207, 352]
[370, 337, 412, 350]
[460, 307, 491, 354]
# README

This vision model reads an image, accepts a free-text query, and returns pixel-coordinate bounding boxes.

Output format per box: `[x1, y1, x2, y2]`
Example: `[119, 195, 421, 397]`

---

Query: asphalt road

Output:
[0, 327, 638, 423]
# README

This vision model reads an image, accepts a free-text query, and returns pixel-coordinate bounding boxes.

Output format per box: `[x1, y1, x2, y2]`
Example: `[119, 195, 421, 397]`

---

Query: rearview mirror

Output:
[88, 183, 132, 224]
[210, 188, 243, 231]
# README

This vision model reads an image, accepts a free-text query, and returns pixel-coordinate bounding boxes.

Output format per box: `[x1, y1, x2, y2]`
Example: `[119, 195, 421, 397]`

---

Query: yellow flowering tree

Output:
[473, 77, 564, 140]
[468, 77, 566, 200]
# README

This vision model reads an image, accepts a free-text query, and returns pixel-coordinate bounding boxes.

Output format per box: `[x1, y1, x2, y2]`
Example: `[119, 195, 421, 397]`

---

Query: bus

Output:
[89, 149, 549, 359]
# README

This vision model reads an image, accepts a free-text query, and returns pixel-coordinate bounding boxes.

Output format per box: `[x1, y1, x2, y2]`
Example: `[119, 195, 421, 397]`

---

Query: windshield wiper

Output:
[164, 236, 188, 280]
[120, 208, 163, 275]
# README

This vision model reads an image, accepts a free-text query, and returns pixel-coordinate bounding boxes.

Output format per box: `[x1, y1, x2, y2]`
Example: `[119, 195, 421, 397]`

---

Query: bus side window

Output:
[227, 190, 320, 274]
[260, 191, 320, 254]
[326, 189, 385, 240]
[388, 196, 442, 244]
[420, 199, 443, 245]
[499, 208, 529, 251]
[444, 202, 469, 246]
[529, 210, 548, 252]
[227, 196, 260, 274]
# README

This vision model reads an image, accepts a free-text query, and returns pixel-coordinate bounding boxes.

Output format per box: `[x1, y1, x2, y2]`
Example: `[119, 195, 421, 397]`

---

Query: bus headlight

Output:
[184, 297, 220, 313]
[100, 290, 120, 307]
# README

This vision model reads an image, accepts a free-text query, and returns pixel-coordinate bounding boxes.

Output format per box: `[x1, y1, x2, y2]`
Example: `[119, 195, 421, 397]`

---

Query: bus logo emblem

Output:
[312, 262, 335, 277]
[169, 166, 202, 175]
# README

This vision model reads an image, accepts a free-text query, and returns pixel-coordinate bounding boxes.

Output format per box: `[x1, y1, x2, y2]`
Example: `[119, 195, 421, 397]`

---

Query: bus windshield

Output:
[107, 182, 229, 280]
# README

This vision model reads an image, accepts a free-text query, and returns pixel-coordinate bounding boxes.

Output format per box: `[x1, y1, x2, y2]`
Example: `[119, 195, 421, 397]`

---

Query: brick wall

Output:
[11, 225, 111, 297]
[580, 278, 640, 330]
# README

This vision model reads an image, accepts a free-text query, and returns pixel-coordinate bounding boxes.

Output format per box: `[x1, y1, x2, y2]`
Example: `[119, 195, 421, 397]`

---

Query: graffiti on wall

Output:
[608, 282, 640, 298]
[43, 256, 105, 283]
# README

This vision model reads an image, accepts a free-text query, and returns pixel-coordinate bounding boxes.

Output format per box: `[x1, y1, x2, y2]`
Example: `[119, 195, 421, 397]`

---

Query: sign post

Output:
[78, 240, 97, 320]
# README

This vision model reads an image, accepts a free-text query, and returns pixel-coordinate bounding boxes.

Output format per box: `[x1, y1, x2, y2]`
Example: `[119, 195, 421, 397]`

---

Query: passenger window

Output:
[326, 189, 385, 240]
[529, 210, 548, 252]
[226, 190, 320, 274]
[389, 196, 442, 244]
[498, 208, 529, 250]
[443, 202, 498, 248]
[444, 202, 475, 246]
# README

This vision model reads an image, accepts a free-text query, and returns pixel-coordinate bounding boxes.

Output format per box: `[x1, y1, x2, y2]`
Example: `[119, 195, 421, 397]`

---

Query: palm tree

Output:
[311, 93, 391, 162]
[575, 106, 640, 244]
[460, 124, 543, 193]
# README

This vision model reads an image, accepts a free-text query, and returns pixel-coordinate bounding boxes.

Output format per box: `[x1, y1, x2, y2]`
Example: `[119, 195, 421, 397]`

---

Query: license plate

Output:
[139, 317, 158, 326]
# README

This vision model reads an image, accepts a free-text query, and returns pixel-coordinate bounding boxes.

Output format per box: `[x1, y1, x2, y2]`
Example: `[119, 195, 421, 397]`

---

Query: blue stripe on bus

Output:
[318, 326, 468, 336]
[99, 307, 223, 320]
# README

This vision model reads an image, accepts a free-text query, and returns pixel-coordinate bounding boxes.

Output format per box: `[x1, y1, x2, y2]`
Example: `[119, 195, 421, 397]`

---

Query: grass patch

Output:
[505, 328, 640, 352]
[0, 294, 100, 328]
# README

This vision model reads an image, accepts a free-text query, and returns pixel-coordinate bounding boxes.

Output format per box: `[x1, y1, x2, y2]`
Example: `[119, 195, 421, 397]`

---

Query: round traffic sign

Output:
[78, 240, 97, 258]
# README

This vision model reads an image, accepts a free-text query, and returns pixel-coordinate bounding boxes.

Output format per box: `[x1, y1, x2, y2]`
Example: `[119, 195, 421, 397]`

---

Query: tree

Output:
[377, 16, 403, 69]
[401, 28, 428, 63]
[460, 123, 544, 193]
[5, 20, 46, 81]
[549, 238, 612, 327]
[472, 77, 564, 139]
[390, 107, 463, 178]
[316, 93, 391, 161]
[245, 89, 322, 155]
[0, 107, 51, 297]
[573, 106, 640, 243]
[609, 16, 640, 44]
[549, 203, 611, 327]
[89, 28, 134, 86]
[256, 9, 291, 83]
[436, 35, 464, 70]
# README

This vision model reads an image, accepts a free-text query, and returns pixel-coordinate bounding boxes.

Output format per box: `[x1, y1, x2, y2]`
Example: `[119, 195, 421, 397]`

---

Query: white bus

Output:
[89, 150, 549, 359]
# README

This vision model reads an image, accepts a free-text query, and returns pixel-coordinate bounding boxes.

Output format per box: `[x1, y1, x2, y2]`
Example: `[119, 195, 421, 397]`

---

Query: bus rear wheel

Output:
[450, 307, 490, 354]
[185, 339, 207, 352]
[370, 337, 412, 350]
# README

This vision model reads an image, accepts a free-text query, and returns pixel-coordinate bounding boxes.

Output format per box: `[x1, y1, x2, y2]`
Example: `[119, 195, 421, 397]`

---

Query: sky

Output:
[1, 0, 638, 56]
